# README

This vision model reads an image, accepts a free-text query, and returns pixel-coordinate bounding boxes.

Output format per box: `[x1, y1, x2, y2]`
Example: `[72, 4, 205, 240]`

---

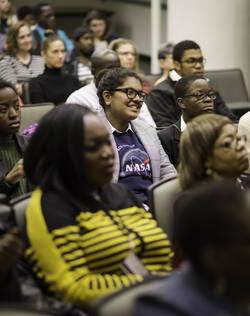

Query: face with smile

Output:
[175, 49, 205, 77]
[103, 76, 143, 131]
[42, 40, 66, 69]
[178, 78, 214, 121]
[206, 124, 249, 179]
[116, 43, 136, 70]
[0, 87, 20, 139]
[17, 25, 32, 53]
[83, 113, 115, 188]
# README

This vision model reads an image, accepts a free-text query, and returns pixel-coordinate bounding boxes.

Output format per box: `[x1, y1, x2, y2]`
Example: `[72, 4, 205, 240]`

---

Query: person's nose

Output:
[8, 106, 18, 118]
[101, 143, 114, 159]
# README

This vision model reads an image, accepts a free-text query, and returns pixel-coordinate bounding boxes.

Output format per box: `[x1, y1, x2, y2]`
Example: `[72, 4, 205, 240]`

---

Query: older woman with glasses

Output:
[178, 113, 249, 191]
[97, 67, 177, 205]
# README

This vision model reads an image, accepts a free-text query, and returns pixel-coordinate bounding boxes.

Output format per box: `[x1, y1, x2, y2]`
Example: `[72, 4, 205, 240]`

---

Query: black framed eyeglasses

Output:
[183, 91, 217, 101]
[181, 57, 206, 65]
[111, 88, 146, 100]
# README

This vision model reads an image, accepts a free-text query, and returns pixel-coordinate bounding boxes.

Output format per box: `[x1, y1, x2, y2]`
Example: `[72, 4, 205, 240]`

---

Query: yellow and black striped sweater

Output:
[25, 183, 173, 308]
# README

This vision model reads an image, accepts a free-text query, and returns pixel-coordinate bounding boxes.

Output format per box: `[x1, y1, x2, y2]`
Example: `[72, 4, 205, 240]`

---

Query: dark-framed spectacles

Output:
[181, 57, 207, 65]
[111, 88, 146, 100]
[183, 91, 217, 101]
[219, 135, 247, 150]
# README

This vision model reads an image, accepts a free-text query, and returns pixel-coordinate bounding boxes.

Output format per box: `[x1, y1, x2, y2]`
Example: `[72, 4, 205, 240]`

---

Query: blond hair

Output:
[109, 38, 144, 78]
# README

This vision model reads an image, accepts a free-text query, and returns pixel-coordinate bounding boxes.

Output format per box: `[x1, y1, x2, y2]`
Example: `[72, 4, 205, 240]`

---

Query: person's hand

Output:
[5, 159, 24, 185]
[0, 227, 23, 273]
[15, 84, 23, 96]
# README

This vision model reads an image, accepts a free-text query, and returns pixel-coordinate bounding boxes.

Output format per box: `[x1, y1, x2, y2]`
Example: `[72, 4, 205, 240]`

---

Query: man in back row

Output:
[146, 40, 236, 127]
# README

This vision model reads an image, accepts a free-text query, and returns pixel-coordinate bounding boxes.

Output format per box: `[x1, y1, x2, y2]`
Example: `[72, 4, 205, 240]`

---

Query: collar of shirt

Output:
[181, 115, 186, 132]
[108, 120, 133, 134]
[169, 69, 182, 82]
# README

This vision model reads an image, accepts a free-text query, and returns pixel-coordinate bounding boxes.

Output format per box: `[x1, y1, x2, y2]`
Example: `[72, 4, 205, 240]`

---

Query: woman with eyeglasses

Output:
[109, 38, 152, 94]
[178, 113, 249, 191]
[97, 67, 177, 205]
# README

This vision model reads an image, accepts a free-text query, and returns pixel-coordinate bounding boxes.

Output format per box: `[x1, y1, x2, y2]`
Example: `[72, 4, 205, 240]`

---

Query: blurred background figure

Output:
[32, 2, 74, 56]
[84, 9, 119, 51]
[238, 111, 250, 188]
[17, 5, 36, 30]
[109, 38, 152, 94]
[0, 0, 17, 54]
[178, 113, 249, 191]
[154, 42, 174, 86]
[64, 25, 94, 86]
[29, 30, 81, 104]
[0, 21, 45, 100]
[134, 181, 250, 316]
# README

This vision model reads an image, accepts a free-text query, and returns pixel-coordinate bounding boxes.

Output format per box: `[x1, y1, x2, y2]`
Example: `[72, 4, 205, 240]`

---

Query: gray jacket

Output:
[101, 115, 177, 183]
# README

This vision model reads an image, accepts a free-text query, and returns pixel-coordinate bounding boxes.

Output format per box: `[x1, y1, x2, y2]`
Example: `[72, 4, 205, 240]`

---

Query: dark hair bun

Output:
[44, 29, 55, 38]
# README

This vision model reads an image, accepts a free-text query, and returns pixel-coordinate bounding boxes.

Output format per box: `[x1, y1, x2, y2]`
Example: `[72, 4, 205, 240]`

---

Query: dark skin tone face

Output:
[177, 79, 214, 122]
[174, 49, 204, 77]
[0, 87, 21, 139]
[38, 5, 55, 29]
[83, 113, 115, 190]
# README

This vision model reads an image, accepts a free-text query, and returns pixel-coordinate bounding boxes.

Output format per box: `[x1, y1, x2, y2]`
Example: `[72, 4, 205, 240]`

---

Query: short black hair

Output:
[24, 104, 93, 203]
[175, 181, 247, 272]
[72, 26, 93, 41]
[33, 2, 50, 18]
[173, 40, 200, 62]
[158, 42, 174, 59]
[17, 6, 33, 20]
[175, 74, 206, 98]
[96, 67, 142, 109]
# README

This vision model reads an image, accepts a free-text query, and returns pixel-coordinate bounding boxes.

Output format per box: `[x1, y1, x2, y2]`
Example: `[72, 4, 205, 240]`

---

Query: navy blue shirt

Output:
[113, 129, 153, 203]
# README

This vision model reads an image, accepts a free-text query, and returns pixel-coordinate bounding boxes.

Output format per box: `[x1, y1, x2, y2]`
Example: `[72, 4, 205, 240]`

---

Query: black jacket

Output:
[158, 119, 181, 168]
[146, 75, 237, 127]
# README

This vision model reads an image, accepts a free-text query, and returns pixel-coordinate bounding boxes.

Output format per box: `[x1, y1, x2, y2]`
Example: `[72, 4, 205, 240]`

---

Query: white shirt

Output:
[66, 81, 156, 127]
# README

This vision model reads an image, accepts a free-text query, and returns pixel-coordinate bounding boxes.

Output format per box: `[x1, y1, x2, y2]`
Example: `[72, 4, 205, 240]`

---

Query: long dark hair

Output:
[24, 104, 93, 202]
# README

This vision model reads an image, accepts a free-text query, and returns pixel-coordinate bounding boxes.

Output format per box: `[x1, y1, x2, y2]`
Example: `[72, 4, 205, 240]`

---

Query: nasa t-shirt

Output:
[113, 129, 153, 203]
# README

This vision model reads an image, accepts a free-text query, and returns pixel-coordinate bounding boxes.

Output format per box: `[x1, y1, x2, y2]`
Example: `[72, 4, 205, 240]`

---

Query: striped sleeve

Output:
[25, 189, 143, 308]
[0, 57, 17, 84]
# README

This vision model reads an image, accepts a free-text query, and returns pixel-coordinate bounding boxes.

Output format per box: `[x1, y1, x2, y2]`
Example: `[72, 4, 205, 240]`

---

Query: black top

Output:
[29, 66, 81, 105]
[145, 75, 237, 127]
[158, 120, 181, 168]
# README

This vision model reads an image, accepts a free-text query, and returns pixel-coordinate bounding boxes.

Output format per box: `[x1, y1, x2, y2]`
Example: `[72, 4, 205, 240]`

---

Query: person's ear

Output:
[158, 58, 165, 69]
[41, 50, 45, 58]
[174, 60, 181, 73]
[102, 90, 112, 106]
[177, 97, 186, 110]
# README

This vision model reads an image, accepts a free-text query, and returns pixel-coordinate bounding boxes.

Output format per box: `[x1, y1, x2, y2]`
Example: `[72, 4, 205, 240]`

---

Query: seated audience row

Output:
[146, 40, 236, 127]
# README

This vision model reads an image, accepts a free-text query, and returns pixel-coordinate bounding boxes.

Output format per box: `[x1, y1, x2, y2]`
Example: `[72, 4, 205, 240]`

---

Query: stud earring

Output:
[206, 168, 212, 176]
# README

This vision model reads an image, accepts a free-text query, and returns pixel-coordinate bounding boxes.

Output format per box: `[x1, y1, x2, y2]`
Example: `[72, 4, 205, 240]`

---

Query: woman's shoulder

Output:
[0, 55, 16, 64]
[31, 55, 45, 63]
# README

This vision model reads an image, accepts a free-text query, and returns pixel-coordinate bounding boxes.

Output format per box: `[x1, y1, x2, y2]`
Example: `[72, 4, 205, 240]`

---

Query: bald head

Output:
[91, 49, 120, 78]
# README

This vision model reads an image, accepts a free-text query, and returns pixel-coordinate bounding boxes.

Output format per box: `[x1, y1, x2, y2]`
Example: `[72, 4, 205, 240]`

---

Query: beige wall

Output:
[167, 0, 250, 94]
